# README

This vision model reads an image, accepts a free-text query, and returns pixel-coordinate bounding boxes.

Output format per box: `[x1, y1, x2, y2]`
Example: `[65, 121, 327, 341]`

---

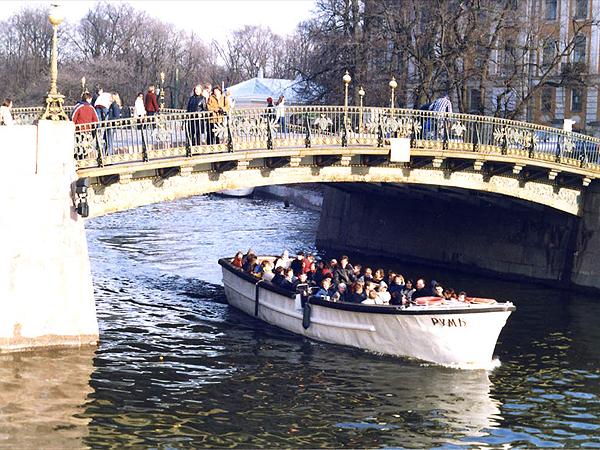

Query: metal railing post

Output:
[227, 114, 234, 152]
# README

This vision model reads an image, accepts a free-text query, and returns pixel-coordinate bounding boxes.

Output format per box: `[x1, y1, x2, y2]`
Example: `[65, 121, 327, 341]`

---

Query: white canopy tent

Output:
[226, 76, 308, 106]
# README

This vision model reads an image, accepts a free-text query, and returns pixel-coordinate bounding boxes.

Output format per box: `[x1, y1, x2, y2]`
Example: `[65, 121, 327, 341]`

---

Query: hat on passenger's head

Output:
[297, 251, 305, 256]
[267, 97, 273, 103]
[379, 281, 388, 289]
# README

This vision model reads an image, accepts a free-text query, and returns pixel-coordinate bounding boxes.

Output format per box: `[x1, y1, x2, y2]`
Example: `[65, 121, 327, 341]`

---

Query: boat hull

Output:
[220, 259, 514, 369]
[216, 187, 254, 197]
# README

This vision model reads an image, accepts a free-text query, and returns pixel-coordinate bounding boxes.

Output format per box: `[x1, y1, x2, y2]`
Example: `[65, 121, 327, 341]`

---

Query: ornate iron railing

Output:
[12, 106, 183, 125]
[64, 105, 600, 172]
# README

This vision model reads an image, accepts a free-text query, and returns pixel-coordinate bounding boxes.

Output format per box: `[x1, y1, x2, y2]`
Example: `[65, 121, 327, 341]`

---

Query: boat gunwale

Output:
[219, 257, 516, 316]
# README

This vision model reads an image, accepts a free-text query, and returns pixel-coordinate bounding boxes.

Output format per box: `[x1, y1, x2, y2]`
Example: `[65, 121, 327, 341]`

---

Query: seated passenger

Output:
[242, 248, 254, 266]
[231, 251, 243, 268]
[457, 291, 467, 302]
[347, 283, 366, 303]
[271, 266, 285, 285]
[293, 272, 309, 293]
[362, 267, 373, 283]
[443, 288, 456, 301]
[306, 261, 317, 283]
[401, 279, 415, 304]
[373, 268, 385, 284]
[279, 268, 295, 290]
[290, 251, 305, 276]
[351, 264, 362, 280]
[388, 275, 405, 303]
[333, 255, 355, 286]
[244, 255, 258, 274]
[387, 271, 397, 286]
[313, 277, 333, 300]
[376, 281, 391, 304]
[274, 250, 291, 269]
[242, 253, 256, 272]
[261, 260, 275, 282]
[433, 283, 444, 298]
[253, 261, 264, 278]
[411, 279, 430, 301]
[303, 253, 314, 274]
[331, 282, 348, 302]
[362, 289, 384, 305]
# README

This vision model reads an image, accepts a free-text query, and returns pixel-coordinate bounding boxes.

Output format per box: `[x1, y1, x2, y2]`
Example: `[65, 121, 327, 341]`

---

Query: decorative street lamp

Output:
[159, 71, 166, 110]
[358, 86, 365, 132]
[342, 70, 352, 127]
[389, 76, 398, 112]
[80, 76, 86, 96]
[41, 4, 68, 121]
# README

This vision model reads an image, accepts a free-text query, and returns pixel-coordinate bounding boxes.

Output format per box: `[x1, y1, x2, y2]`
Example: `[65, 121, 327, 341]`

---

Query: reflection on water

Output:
[0, 348, 95, 449]
[1, 194, 600, 448]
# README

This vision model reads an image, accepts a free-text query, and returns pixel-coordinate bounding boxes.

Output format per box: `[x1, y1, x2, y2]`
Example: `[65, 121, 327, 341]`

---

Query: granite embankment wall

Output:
[255, 184, 324, 211]
[316, 185, 600, 289]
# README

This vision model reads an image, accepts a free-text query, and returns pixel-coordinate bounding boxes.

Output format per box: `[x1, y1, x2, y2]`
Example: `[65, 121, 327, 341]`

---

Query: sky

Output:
[1, 0, 316, 42]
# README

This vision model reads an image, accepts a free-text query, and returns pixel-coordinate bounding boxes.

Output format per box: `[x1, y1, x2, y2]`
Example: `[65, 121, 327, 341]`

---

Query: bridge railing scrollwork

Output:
[66, 106, 600, 173]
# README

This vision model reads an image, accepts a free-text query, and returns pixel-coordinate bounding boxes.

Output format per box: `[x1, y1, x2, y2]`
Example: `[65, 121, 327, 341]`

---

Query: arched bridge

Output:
[16, 105, 599, 217]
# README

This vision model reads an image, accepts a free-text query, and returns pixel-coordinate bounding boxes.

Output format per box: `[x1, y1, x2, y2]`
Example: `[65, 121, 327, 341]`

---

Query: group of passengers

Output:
[231, 250, 467, 306]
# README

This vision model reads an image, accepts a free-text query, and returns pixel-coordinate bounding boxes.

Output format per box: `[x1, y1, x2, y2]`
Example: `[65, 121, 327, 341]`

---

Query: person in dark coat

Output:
[411, 279, 430, 301]
[186, 84, 207, 146]
[290, 252, 305, 276]
[105, 93, 122, 155]
[333, 255, 355, 287]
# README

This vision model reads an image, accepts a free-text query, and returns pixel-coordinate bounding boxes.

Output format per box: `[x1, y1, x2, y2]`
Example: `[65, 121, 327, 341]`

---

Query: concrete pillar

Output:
[0, 121, 98, 352]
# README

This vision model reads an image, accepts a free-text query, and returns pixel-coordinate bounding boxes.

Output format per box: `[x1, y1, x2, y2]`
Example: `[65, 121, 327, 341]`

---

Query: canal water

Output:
[1, 194, 600, 449]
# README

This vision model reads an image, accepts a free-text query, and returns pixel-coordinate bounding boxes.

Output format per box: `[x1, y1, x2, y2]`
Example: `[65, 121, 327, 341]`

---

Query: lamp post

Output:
[159, 71, 166, 110]
[343, 70, 351, 127]
[358, 86, 365, 133]
[389, 76, 398, 112]
[80, 76, 86, 96]
[41, 4, 68, 121]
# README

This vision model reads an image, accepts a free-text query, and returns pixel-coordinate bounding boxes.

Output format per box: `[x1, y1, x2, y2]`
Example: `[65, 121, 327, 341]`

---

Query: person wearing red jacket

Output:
[144, 85, 159, 116]
[72, 93, 98, 130]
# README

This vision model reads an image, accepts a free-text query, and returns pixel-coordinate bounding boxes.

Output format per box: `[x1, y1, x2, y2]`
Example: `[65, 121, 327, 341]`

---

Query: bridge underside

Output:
[317, 182, 580, 286]
[82, 152, 585, 217]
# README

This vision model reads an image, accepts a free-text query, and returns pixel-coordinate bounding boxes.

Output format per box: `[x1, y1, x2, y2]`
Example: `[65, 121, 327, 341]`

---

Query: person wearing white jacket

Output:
[0, 98, 14, 126]
[133, 92, 146, 118]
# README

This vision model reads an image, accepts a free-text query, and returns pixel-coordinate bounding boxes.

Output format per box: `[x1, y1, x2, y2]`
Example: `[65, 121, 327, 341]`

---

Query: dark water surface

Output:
[2, 194, 600, 449]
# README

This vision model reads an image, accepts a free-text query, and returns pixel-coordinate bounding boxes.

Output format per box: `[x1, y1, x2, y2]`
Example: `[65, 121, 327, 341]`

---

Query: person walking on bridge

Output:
[186, 84, 207, 146]
[0, 98, 14, 126]
[145, 85, 159, 117]
[428, 93, 453, 140]
[207, 86, 228, 145]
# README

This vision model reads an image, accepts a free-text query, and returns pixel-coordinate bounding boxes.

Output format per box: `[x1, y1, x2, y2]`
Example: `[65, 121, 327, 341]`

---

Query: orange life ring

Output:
[466, 297, 497, 304]
[414, 296, 445, 306]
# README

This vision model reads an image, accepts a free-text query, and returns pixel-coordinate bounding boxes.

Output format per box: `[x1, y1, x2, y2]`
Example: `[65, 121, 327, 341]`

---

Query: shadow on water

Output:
[0, 348, 96, 449]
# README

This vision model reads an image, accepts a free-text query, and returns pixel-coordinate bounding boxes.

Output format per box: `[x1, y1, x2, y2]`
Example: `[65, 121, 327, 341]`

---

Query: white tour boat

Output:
[219, 257, 516, 369]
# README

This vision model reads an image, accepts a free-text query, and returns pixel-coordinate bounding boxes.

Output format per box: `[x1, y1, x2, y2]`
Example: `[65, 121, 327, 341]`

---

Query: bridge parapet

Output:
[75, 106, 600, 178]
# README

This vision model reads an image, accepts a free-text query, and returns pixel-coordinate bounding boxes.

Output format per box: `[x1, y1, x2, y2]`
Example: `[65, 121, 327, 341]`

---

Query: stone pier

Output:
[316, 184, 593, 288]
[0, 121, 98, 352]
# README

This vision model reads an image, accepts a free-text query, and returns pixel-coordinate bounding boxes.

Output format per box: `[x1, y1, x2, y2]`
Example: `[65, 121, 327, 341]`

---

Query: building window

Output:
[545, 0, 557, 20]
[469, 89, 482, 113]
[541, 88, 553, 113]
[503, 39, 515, 73]
[574, 0, 588, 19]
[542, 39, 556, 68]
[573, 35, 586, 63]
[571, 89, 583, 112]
